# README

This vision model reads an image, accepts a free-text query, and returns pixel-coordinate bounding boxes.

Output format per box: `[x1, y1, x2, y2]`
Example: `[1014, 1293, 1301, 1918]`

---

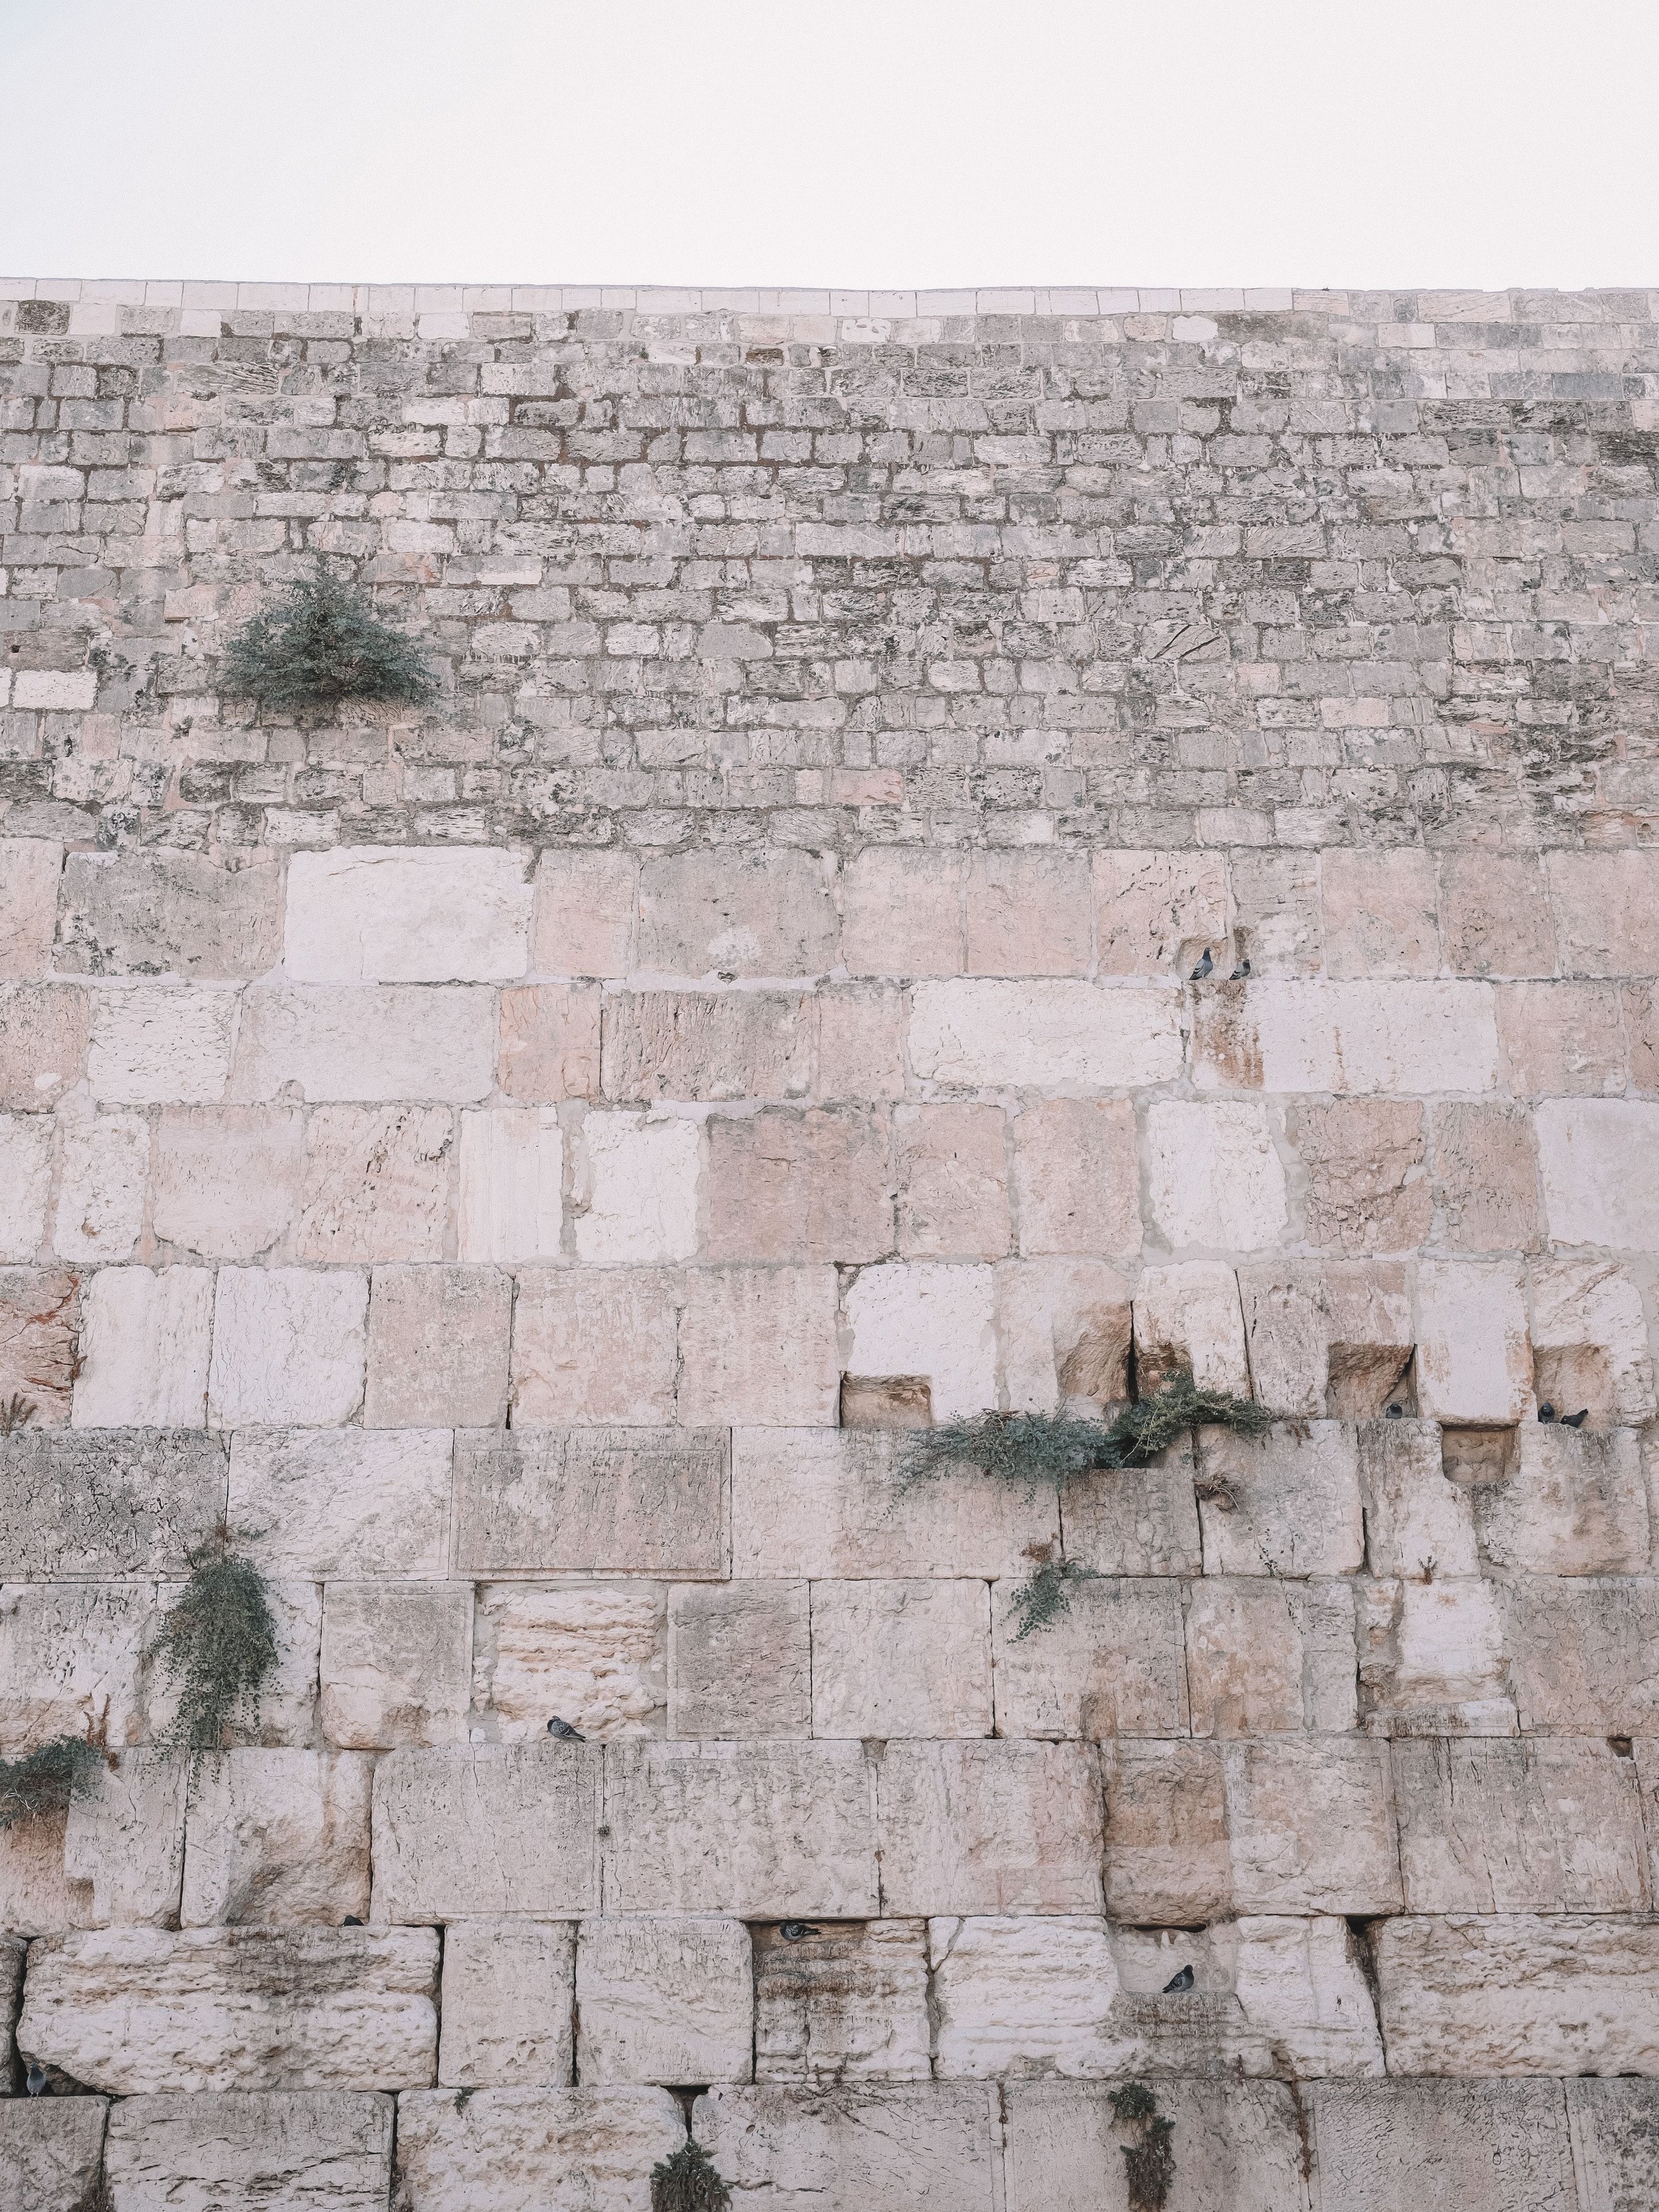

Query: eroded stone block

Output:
[321, 1585, 471, 1750]
[843, 849, 965, 977]
[576, 1915, 753, 2085]
[364, 1265, 510, 1429]
[1102, 1741, 1230, 1923]
[1293, 1098, 1431, 1256]
[929, 1914, 1124, 2078]
[208, 1268, 367, 1428]
[104, 2091, 394, 2212]
[693, 2083, 1001, 2212]
[992, 1577, 1188, 1739]
[230, 1428, 451, 1580]
[894, 1103, 1009, 1258]
[604, 992, 813, 1103]
[152, 1104, 305, 1261]
[0, 2099, 109, 2212]
[678, 1264, 840, 1426]
[1359, 1576, 1515, 1736]
[87, 982, 236, 1104]
[473, 1582, 666, 1741]
[72, 1266, 214, 1428]
[1309, 2079, 1577, 2212]
[810, 1580, 991, 1740]
[1394, 1737, 1649, 1911]
[0, 839, 60, 981]
[668, 1581, 811, 1738]
[56, 849, 280, 980]
[498, 982, 602, 1102]
[1476, 1424, 1651, 1575]
[1358, 1419, 1480, 1580]
[1531, 1258, 1657, 1426]
[1010, 1098, 1140, 1258]
[438, 1920, 575, 2089]
[376, 2087, 685, 2209]
[291, 1103, 453, 1262]
[181, 1749, 373, 1925]
[877, 1740, 1103, 1915]
[510, 1267, 680, 1426]
[371, 1745, 599, 1921]
[284, 846, 532, 982]
[62, 1750, 187, 1927]
[638, 849, 837, 978]
[1503, 1578, 1659, 1733]
[0, 1267, 79, 1428]
[456, 1428, 727, 1576]
[1222, 1737, 1402, 1915]
[0, 1429, 225, 1578]
[1185, 1578, 1358, 1736]
[0, 984, 88, 1112]
[1094, 849, 1229, 979]
[0, 1114, 50, 1263]
[1054, 1438, 1200, 1578]
[1195, 1422, 1364, 1578]
[1131, 1261, 1248, 1395]
[573, 1110, 699, 1264]
[753, 1921, 932, 2083]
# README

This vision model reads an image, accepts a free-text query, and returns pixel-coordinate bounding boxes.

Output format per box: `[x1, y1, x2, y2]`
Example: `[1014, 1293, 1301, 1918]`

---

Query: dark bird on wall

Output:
[1561, 1408, 1589, 1428]
[25, 2060, 47, 2096]
[342, 1915, 364, 1927]
[1189, 948, 1213, 981]
[1385, 1404, 1404, 1419]
[1536, 1403, 1556, 1422]
[778, 1922, 819, 1943]
[547, 1716, 586, 1739]
[1229, 958, 1252, 980]
[1162, 1965, 1195, 1993]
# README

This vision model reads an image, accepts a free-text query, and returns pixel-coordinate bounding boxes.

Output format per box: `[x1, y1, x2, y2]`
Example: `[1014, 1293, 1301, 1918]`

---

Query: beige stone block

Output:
[576, 1916, 753, 2085]
[372, 1744, 599, 1920]
[1538, 1098, 1659, 1249]
[1625, 978, 1659, 1091]
[1222, 1738, 1402, 1913]
[841, 848, 965, 976]
[1238, 1260, 1413, 1418]
[1415, 1258, 1530, 1423]
[1358, 1418, 1480, 1579]
[679, 1264, 841, 1426]
[364, 1265, 510, 1428]
[18, 1927, 437, 2093]
[573, 1109, 698, 1264]
[928, 1914, 1125, 2078]
[695, 2083, 1001, 2208]
[1230, 1915, 1385, 2076]
[394, 2086, 682, 2211]
[437, 1921, 575, 2088]
[457, 1108, 563, 1262]
[0, 2101, 109, 2212]
[753, 1920, 931, 2083]
[1532, 1257, 1657, 1425]
[1131, 1260, 1249, 1394]
[498, 981, 602, 1102]
[208, 1267, 366, 1428]
[1322, 847, 1441, 977]
[814, 984, 906, 1100]
[1186, 1578, 1358, 1736]
[705, 1106, 891, 1262]
[1498, 980, 1627, 1097]
[1146, 1100, 1288, 1252]
[964, 850, 1090, 976]
[603, 1741, 877, 1917]
[1359, 1578, 1515, 1735]
[843, 1260, 996, 1420]
[910, 978, 1182, 1088]
[894, 1103, 1008, 1257]
[639, 849, 837, 978]
[0, 1429, 226, 1581]
[810, 1580, 991, 1739]
[230, 1428, 451, 1580]
[1094, 849, 1229, 978]
[0, 1116, 50, 1259]
[1439, 851, 1557, 978]
[1567, 2077, 1659, 2212]
[0, 1582, 153, 1755]
[530, 850, 640, 976]
[603, 990, 812, 1102]
[152, 1105, 304, 1261]
[0, 839, 60, 980]
[1196, 1422, 1364, 1577]
[0, 984, 88, 1111]
[181, 1749, 372, 1925]
[56, 849, 281, 980]
[321, 1584, 470, 1750]
[51, 1109, 147, 1262]
[998, 1256, 1134, 1417]
[87, 984, 236, 1104]
[1308, 2079, 1577, 2212]
[456, 1428, 727, 1576]
[103, 2092, 394, 2212]
[0, 1806, 79, 1936]
[474, 1582, 666, 1741]
[1059, 1438, 1201, 1576]
[1548, 848, 1659, 977]
[1102, 1740, 1230, 1922]
[877, 1740, 1103, 1915]
[231, 986, 494, 1104]
[291, 1103, 453, 1262]
[1005, 2079, 1314, 2212]
[1505, 1577, 1659, 1733]
[1011, 1099, 1139, 1258]
[0, 1266, 79, 1426]
[141, 1578, 319, 1753]
[1228, 849, 1322, 975]
[1394, 1736, 1648, 1912]
[62, 1751, 188, 1928]
[72, 1266, 213, 1428]
[667, 1581, 810, 1738]
[510, 1267, 680, 1425]
[992, 1576, 1188, 1738]
[1378, 1913, 1659, 2076]
[1477, 1425, 1650, 1574]
[1200, 980, 1500, 1094]
[1293, 1098, 1430, 1255]
[285, 846, 532, 983]
[1433, 1101, 1542, 1251]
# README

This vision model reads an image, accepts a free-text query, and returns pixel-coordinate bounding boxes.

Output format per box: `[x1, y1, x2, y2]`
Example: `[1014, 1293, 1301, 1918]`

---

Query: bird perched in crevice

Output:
[1162, 1964, 1195, 1993]
[1561, 1408, 1589, 1428]
[1189, 948, 1213, 981]
[547, 1716, 586, 1740]
[25, 2059, 47, 2097]
[778, 1921, 819, 1943]
[1229, 958, 1251, 980]
[1537, 1403, 1556, 1422]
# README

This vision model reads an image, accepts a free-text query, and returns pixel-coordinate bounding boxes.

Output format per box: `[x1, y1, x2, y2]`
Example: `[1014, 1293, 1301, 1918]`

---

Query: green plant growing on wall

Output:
[0, 1737, 102, 1828]
[902, 1374, 1270, 1491]
[1005, 1556, 1101, 1639]
[1110, 2083, 1176, 2212]
[149, 1532, 279, 1755]
[650, 2140, 731, 2212]
[220, 569, 436, 711]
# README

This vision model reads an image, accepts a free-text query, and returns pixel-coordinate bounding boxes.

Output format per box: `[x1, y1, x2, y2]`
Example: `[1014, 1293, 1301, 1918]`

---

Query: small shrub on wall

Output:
[220, 569, 436, 711]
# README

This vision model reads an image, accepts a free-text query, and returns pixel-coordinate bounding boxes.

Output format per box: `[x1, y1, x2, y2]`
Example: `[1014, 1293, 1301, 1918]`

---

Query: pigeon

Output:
[547, 1716, 586, 1740]
[1189, 948, 1213, 981]
[1561, 1408, 1589, 1428]
[1385, 1404, 1403, 1419]
[342, 1915, 364, 1927]
[1162, 1964, 1195, 1993]
[1229, 958, 1252, 980]
[778, 1921, 819, 1943]
[1536, 1403, 1556, 1423]
[25, 2059, 47, 2096]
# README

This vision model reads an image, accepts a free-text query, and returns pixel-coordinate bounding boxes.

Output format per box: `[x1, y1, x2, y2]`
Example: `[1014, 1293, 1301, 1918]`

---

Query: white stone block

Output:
[1306, 2079, 1578, 2212]
[910, 980, 1182, 1088]
[996, 1257, 1132, 1412]
[877, 1741, 1104, 1915]
[678, 1263, 841, 1427]
[1393, 1737, 1650, 1911]
[1101, 1741, 1231, 1923]
[1145, 1100, 1288, 1252]
[1530, 1258, 1657, 1425]
[576, 1916, 753, 2085]
[284, 847, 532, 982]
[1358, 1419, 1480, 1578]
[843, 1262, 997, 1420]
[103, 2092, 394, 2212]
[0, 1580, 155, 1754]
[50, 1110, 148, 1262]
[573, 1111, 699, 1263]
[1133, 1260, 1252, 1397]
[321, 1584, 471, 1750]
[86, 986, 236, 1104]
[1222, 1738, 1403, 1914]
[1005, 2079, 1315, 2212]
[1414, 1259, 1530, 1424]
[810, 1580, 991, 1739]
[1359, 1578, 1515, 1735]
[393, 2087, 683, 2212]
[928, 1915, 1125, 2078]
[371, 1744, 600, 1921]
[438, 1920, 575, 2088]
[1476, 1425, 1651, 1576]
[0, 838, 62, 979]
[992, 1577, 1189, 1738]
[1196, 1422, 1365, 1578]
[151, 1105, 305, 1262]
[1231, 1915, 1385, 2076]
[292, 1103, 453, 1262]
[473, 1582, 666, 1741]
[457, 1108, 564, 1262]
[695, 2083, 1001, 2210]
[208, 1267, 367, 1428]
[232, 986, 494, 1104]
[1185, 1578, 1358, 1737]
[510, 1266, 680, 1425]
[0, 2100, 110, 2212]
[1536, 1099, 1659, 1250]
[0, 1115, 52, 1260]
[72, 1267, 213, 1427]
[62, 1751, 187, 1927]
[181, 1750, 374, 1925]
[1208, 981, 1500, 1094]
[230, 1428, 452, 1579]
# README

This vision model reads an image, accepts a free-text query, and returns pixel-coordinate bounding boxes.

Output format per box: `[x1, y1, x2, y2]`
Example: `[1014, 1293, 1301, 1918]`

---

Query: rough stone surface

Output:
[455, 1427, 726, 1576]
[371, 1745, 599, 1921]
[321, 1584, 472, 1749]
[753, 1921, 932, 2083]
[0, 2099, 109, 2212]
[437, 1920, 575, 2089]
[575, 1915, 753, 2085]
[180, 1751, 373, 1927]
[472, 1582, 666, 1741]
[103, 2092, 394, 2212]
[392, 2087, 684, 2212]
[695, 2083, 1002, 2211]
[876, 1741, 1104, 1915]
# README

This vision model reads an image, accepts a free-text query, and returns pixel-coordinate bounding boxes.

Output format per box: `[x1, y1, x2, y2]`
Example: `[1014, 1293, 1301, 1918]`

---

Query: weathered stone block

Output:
[877, 1740, 1103, 1915]
[0, 1266, 79, 1426]
[50, 1107, 147, 1262]
[143, 1577, 319, 1751]
[455, 1429, 727, 1576]
[753, 1919, 932, 2083]
[231, 986, 494, 1104]
[1548, 848, 1659, 977]
[893, 1103, 1008, 1258]
[693, 2083, 1001, 2212]
[1394, 1737, 1649, 1911]
[1221, 1738, 1402, 1914]
[291, 1102, 453, 1262]
[0, 1114, 50, 1262]
[1358, 1419, 1480, 1580]
[393, 2087, 684, 2212]
[576, 1915, 753, 2085]
[1195, 1422, 1364, 1578]
[603, 991, 812, 1102]
[1322, 846, 1441, 978]
[910, 980, 1182, 1088]
[530, 849, 640, 976]
[1503, 1578, 1659, 1733]
[437, 1920, 575, 2088]
[678, 1264, 841, 1426]
[104, 2091, 394, 2212]
[992, 1576, 1188, 1738]
[1230, 1914, 1386, 2077]
[1536, 1099, 1659, 1250]
[1307, 2079, 1578, 2212]
[371, 1745, 600, 1920]
[0, 1582, 154, 1753]
[963, 851, 1091, 976]
[1567, 2077, 1659, 2212]
[1239, 1260, 1413, 1419]
[473, 1582, 666, 1741]
[0, 1429, 225, 1578]
[1439, 851, 1557, 978]
[1498, 980, 1628, 1097]
[1198, 980, 1500, 1095]
[1433, 1100, 1541, 1252]
[1413, 1258, 1530, 1424]
[929, 1914, 1124, 2077]
[1131, 1260, 1249, 1394]
[1185, 1578, 1358, 1735]
[667, 1581, 810, 1738]
[152, 1104, 305, 1261]
[181, 1749, 373, 1925]
[510, 1267, 680, 1426]
[62, 1750, 188, 1926]
[0, 984, 88, 1111]
[230, 1428, 451, 1579]
[208, 1267, 366, 1429]
[1145, 1100, 1289, 1252]
[0, 1805, 78, 1935]
[0, 2099, 109, 2212]
[0, 839, 59, 981]
[816, 985, 906, 1100]
[1005, 2079, 1314, 2212]
[639, 849, 838, 979]
[498, 982, 602, 1102]
[56, 849, 280, 979]
[842, 848, 965, 976]
[1531, 1257, 1657, 1426]
[284, 846, 532, 982]
[321, 1584, 471, 1750]
[705, 1106, 890, 1263]
[1094, 849, 1229, 978]
[573, 1109, 699, 1264]
[1476, 1424, 1650, 1575]
[842, 1262, 997, 1420]
[364, 1264, 510, 1428]
[1102, 1740, 1230, 1923]
[810, 1580, 991, 1739]
[1009, 1098, 1139, 1258]
[1293, 1098, 1431, 1256]
[87, 982, 235, 1104]
[1359, 1576, 1516, 1736]
[1052, 1438, 1200, 1577]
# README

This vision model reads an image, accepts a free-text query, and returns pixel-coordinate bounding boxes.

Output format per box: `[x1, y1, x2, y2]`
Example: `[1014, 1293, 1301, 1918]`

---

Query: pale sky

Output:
[4, 0, 1656, 289]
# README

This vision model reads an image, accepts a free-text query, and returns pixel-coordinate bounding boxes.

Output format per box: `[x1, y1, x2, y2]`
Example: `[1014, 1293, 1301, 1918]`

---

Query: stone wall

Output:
[2, 276, 1659, 2208]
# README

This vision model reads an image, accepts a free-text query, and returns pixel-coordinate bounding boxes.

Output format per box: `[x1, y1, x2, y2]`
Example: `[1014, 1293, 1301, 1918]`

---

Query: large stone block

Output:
[509, 1266, 680, 1426]
[1308, 2079, 1578, 2212]
[0, 838, 60, 980]
[893, 1103, 1009, 1258]
[1229, 1915, 1386, 2077]
[104, 2092, 394, 2212]
[1394, 1737, 1649, 1912]
[1358, 1418, 1480, 1580]
[638, 849, 838, 978]
[1536, 1099, 1659, 1250]
[50, 1107, 148, 1262]
[474, 1582, 666, 1741]
[841, 1261, 997, 1420]
[498, 982, 602, 1102]
[1195, 1422, 1365, 1578]
[0, 983, 88, 1112]
[0, 1429, 226, 1578]
[1094, 849, 1229, 979]
[875, 1740, 1104, 1915]
[1220, 1739, 1402, 1915]
[1498, 980, 1628, 1098]
[1548, 848, 1659, 976]
[575, 1915, 753, 2085]
[321, 1585, 471, 1749]
[56, 849, 280, 979]
[1238, 1260, 1413, 1419]
[842, 848, 966, 977]
[1004, 2079, 1314, 2212]
[0, 1582, 155, 1753]
[455, 1428, 727, 1576]
[1322, 846, 1441, 977]
[437, 1920, 575, 2088]
[1197, 980, 1500, 1094]
[291, 1103, 453, 1262]
[992, 1576, 1189, 1738]
[530, 849, 640, 976]
[678, 1264, 841, 1426]
[603, 991, 813, 1103]
[181, 1749, 374, 1925]
[86, 982, 236, 1104]
[1530, 1257, 1658, 1426]
[603, 1741, 877, 1917]
[283, 846, 532, 982]
[928, 1914, 1124, 2078]
[1102, 1740, 1231, 1923]
[0, 2100, 109, 2212]
[0, 1266, 80, 1427]
[693, 2084, 1002, 2212]
[1052, 1439, 1200, 1576]
[371, 1745, 600, 1920]
[457, 1108, 565, 1262]
[364, 1264, 511, 1428]
[17, 1927, 438, 2093]
[810, 1580, 991, 1739]
[1439, 850, 1557, 978]
[1413, 1258, 1530, 1424]
[667, 1581, 811, 1738]
[381, 2087, 683, 2211]
[1359, 1576, 1516, 1736]
[72, 1265, 214, 1428]
[0, 1805, 78, 1936]
[208, 1266, 368, 1428]
[963, 850, 1091, 976]
[0, 1114, 50, 1262]
[816, 985, 906, 1100]
[231, 986, 494, 1104]
[572, 1109, 699, 1264]
[1131, 1260, 1249, 1395]
[752, 1921, 932, 2083]
[1476, 1424, 1651, 1575]
[1009, 1098, 1139, 1258]
[1567, 2077, 1659, 2212]
[909, 980, 1182, 1088]
[1145, 1100, 1290, 1252]
[1293, 1098, 1431, 1255]
[1185, 1578, 1358, 1736]
[63, 1750, 188, 1926]
[1433, 1101, 1542, 1251]
[230, 1428, 452, 1580]
[1503, 1578, 1659, 1733]
[152, 1104, 305, 1261]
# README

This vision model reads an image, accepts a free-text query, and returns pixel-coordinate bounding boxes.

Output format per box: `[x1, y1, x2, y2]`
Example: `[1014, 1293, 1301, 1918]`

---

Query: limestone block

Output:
[371, 1745, 600, 1920]
[816, 985, 906, 1101]
[438, 1920, 575, 2088]
[910, 980, 1182, 1088]
[284, 846, 532, 982]
[1531, 1258, 1657, 1426]
[1377, 1913, 1659, 2076]
[321, 1584, 471, 1749]
[1439, 850, 1557, 978]
[810, 1580, 991, 1739]
[639, 849, 838, 978]
[530, 849, 640, 976]
[1220, 1739, 1402, 1914]
[1102, 1741, 1231, 1922]
[1131, 1260, 1249, 1394]
[693, 2083, 1001, 2212]
[0, 1266, 79, 1426]
[603, 991, 813, 1102]
[62, 1751, 188, 1926]
[843, 1262, 996, 1420]
[1195, 1423, 1364, 1578]
[1358, 1419, 1480, 1579]
[1145, 1100, 1289, 1252]
[0, 838, 60, 980]
[1094, 849, 1230, 978]
[668, 1581, 809, 1739]
[0, 1114, 50, 1261]
[474, 1582, 666, 1741]
[731, 1429, 1054, 1582]
[0, 1428, 225, 1578]
[1198, 981, 1500, 1094]
[576, 1915, 753, 2085]
[1433, 1100, 1541, 1252]
[603, 1741, 877, 1917]
[1293, 1098, 1431, 1255]
[291, 1103, 453, 1262]
[1186, 1578, 1358, 1735]
[0, 2101, 109, 2212]
[231, 986, 494, 1104]
[892, 1103, 1008, 1258]
[455, 1428, 727, 1576]
[208, 1267, 366, 1428]
[1548, 848, 1659, 976]
[1359, 1578, 1515, 1735]
[1307, 2079, 1578, 2212]
[364, 1264, 510, 1428]
[17, 1927, 439, 2093]
[678, 1264, 841, 1426]
[1476, 1425, 1651, 1575]
[1567, 2077, 1659, 2212]
[394, 2087, 691, 2211]
[1228, 1916, 1385, 2076]
[1058, 1438, 1201, 1577]
[1413, 1258, 1530, 1424]
[0, 1807, 78, 1935]
[103, 2092, 394, 2212]
[56, 849, 280, 980]
[877, 1740, 1104, 1915]
[0, 1582, 154, 1751]
[1, 1924, 19, 2069]
[960, 850, 1088, 976]
[929, 1914, 1126, 2078]
[1239, 1260, 1413, 1419]
[1498, 980, 1628, 1097]
[51, 1110, 147, 1262]
[1009, 1098, 1139, 1258]
[992, 1576, 1189, 1738]
[1536, 1099, 1659, 1250]
[457, 1108, 564, 1262]
[1322, 846, 1441, 977]
[498, 982, 602, 1102]
[573, 1110, 698, 1263]
[1005, 2079, 1313, 2212]
[181, 1749, 372, 1926]
[229, 1427, 452, 1579]
[705, 1106, 889, 1264]
[510, 1267, 680, 1425]
[87, 983, 236, 1104]
[1394, 1737, 1649, 1911]
[753, 1920, 932, 2083]
[152, 1104, 305, 1260]
[0, 984, 88, 1111]
[1503, 1578, 1659, 1733]
[842, 848, 965, 976]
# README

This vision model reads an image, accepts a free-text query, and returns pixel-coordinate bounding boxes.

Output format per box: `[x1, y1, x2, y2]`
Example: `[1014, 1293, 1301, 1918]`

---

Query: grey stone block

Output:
[0, 2098, 109, 2212]
[371, 1745, 600, 1921]
[1308, 2079, 1576, 2212]
[455, 1428, 727, 1576]
[0, 1430, 226, 1578]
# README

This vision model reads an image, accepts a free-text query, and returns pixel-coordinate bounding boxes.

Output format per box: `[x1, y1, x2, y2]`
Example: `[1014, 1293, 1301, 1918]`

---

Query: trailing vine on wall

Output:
[0, 1737, 103, 1828]
[149, 1532, 280, 1757]
[1110, 2083, 1176, 2212]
